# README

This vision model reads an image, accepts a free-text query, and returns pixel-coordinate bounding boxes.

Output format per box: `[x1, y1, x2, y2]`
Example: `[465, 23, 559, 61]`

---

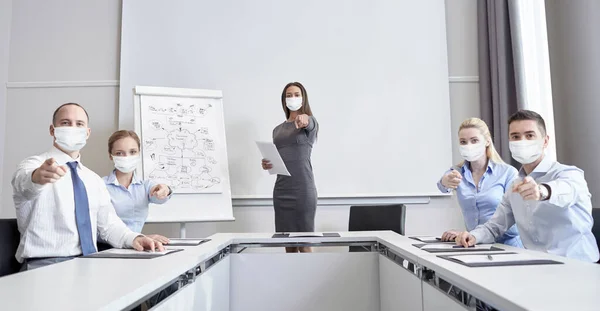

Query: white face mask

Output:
[509, 139, 544, 164]
[459, 142, 486, 162]
[53, 126, 88, 152]
[285, 97, 303, 111]
[113, 155, 141, 173]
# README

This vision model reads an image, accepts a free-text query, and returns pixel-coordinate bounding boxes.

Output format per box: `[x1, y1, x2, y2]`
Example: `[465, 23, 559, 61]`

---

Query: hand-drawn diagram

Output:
[139, 95, 223, 193]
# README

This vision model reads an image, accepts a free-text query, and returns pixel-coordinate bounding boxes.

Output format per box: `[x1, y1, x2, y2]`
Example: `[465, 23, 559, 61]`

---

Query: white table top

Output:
[415, 243, 600, 311]
[0, 231, 598, 311]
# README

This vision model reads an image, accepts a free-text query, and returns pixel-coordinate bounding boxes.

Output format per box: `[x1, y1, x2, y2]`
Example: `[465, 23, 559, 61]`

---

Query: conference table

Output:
[0, 231, 599, 311]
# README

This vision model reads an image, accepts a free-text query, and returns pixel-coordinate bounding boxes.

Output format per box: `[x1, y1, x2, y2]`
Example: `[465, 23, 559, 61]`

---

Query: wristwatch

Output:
[538, 184, 549, 201]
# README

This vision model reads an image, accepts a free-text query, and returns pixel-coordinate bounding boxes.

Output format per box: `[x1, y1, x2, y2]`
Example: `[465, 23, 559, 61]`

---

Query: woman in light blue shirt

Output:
[102, 130, 172, 244]
[437, 118, 522, 247]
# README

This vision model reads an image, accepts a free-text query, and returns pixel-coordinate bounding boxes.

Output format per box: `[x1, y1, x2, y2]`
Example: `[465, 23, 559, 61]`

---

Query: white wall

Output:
[0, 0, 12, 209]
[0, 0, 120, 217]
[1, 0, 480, 237]
[445, 0, 481, 163]
[545, 0, 600, 209]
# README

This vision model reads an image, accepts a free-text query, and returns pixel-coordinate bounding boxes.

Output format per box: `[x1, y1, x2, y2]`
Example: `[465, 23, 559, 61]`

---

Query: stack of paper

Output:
[448, 253, 538, 264]
[288, 232, 324, 237]
[84, 248, 182, 259]
[256, 141, 291, 176]
[104, 248, 180, 256]
[421, 244, 494, 250]
[411, 236, 441, 243]
[167, 238, 209, 246]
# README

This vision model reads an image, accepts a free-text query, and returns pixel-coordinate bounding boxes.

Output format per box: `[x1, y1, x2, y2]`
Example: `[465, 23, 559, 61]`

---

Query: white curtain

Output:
[509, 0, 557, 161]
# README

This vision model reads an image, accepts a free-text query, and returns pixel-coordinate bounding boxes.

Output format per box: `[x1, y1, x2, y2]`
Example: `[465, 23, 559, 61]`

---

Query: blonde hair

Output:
[457, 118, 505, 167]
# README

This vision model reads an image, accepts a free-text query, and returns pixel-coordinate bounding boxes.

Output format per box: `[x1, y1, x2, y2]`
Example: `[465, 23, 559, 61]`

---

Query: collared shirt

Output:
[11, 146, 139, 263]
[471, 156, 599, 262]
[438, 160, 523, 247]
[103, 170, 171, 233]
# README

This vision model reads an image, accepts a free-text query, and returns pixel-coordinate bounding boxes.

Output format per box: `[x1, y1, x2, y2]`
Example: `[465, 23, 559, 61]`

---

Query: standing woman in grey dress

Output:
[262, 82, 319, 253]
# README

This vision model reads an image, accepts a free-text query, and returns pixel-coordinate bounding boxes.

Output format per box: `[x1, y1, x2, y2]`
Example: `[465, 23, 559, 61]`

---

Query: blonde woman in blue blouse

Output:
[437, 118, 522, 247]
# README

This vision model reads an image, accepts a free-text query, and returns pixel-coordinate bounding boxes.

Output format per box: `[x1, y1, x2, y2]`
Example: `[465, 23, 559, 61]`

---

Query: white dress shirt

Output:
[470, 156, 599, 262]
[12, 146, 140, 263]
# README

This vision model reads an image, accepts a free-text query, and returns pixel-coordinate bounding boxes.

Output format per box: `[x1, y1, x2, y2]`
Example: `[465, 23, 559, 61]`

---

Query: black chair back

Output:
[348, 204, 407, 252]
[349, 204, 406, 234]
[0, 219, 21, 277]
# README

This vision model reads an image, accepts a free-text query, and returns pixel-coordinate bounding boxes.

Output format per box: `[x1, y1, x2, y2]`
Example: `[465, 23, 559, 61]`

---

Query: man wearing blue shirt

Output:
[456, 110, 599, 262]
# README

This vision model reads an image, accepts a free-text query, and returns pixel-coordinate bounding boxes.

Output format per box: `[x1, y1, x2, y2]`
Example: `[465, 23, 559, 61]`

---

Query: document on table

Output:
[83, 248, 183, 259]
[167, 238, 210, 246]
[288, 232, 324, 237]
[256, 141, 291, 176]
[421, 244, 494, 250]
[410, 236, 442, 243]
[447, 253, 539, 264]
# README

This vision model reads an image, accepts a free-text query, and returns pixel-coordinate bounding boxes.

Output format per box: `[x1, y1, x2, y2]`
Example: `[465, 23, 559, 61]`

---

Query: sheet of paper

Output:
[256, 141, 291, 176]
[411, 236, 441, 242]
[100, 248, 179, 256]
[449, 253, 539, 264]
[168, 239, 207, 245]
[421, 244, 494, 250]
[288, 232, 324, 237]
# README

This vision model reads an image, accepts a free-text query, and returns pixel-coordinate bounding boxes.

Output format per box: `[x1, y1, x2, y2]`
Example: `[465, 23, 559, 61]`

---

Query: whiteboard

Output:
[133, 86, 233, 222]
[120, 0, 453, 200]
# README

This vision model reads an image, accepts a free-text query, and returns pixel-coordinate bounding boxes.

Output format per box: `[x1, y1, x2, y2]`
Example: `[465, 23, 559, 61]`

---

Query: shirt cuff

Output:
[543, 180, 572, 208]
[437, 180, 451, 193]
[27, 170, 47, 192]
[470, 228, 492, 244]
[125, 232, 143, 248]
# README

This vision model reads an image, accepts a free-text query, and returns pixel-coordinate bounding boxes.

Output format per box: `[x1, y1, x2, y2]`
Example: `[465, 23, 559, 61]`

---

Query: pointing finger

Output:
[518, 182, 535, 194]
[57, 165, 68, 175]
[523, 176, 535, 184]
[512, 180, 524, 192]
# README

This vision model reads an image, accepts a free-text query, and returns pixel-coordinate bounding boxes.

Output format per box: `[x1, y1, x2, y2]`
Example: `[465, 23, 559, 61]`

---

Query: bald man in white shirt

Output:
[12, 102, 162, 271]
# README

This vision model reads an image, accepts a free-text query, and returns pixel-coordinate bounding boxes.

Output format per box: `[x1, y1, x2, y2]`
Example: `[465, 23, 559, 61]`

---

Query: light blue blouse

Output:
[103, 170, 171, 233]
[437, 160, 523, 248]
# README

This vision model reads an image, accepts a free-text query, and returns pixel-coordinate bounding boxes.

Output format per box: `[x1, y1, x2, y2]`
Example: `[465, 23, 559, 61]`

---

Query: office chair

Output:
[348, 204, 407, 252]
[0, 219, 21, 277]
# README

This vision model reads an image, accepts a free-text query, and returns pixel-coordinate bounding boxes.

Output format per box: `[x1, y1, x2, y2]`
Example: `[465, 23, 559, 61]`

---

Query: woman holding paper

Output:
[437, 118, 522, 247]
[261, 82, 319, 253]
[102, 130, 173, 245]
